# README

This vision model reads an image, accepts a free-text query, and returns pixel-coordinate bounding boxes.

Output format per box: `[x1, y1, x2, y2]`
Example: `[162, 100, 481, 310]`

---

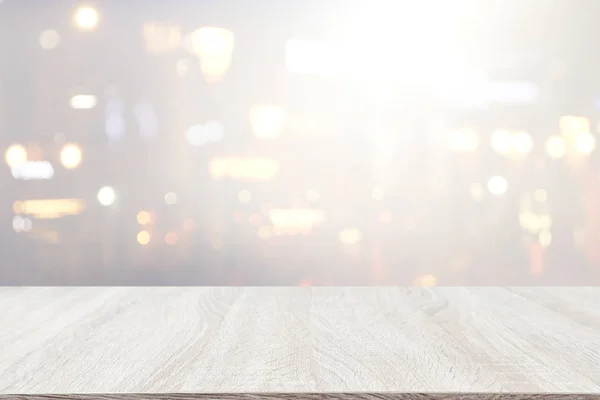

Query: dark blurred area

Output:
[1, 0, 600, 285]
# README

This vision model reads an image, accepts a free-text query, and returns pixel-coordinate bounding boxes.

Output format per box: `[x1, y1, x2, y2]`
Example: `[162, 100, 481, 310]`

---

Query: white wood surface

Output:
[0, 287, 599, 394]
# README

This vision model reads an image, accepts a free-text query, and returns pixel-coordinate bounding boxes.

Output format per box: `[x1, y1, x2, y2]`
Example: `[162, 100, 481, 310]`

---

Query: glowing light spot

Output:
[5, 144, 27, 168]
[74, 6, 99, 30]
[137, 211, 151, 225]
[372, 187, 385, 201]
[39, 29, 61, 50]
[60, 143, 82, 169]
[164, 192, 177, 205]
[339, 228, 362, 245]
[545, 135, 567, 159]
[487, 176, 508, 196]
[97, 186, 116, 206]
[137, 230, 150, 246]
[165, 232, 178, 245]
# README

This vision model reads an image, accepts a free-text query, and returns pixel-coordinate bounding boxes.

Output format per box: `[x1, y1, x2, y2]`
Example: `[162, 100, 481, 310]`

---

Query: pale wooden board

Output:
[0, 287, 599, 396]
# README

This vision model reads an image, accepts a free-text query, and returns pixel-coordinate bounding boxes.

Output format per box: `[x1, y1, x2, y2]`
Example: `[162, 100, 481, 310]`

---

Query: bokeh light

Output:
[248, 105, 286, 139]
[97, 186, 116, 206]
[60, 143, 82, 169]
[574, 132, 596, 154]
[70, 95, 97, 109]
[39, 29, 61, 50]
[164, 192, 177, 205]
[74, 6, 99, 30]
[5, 144, 27, 168]
[165, 232, 178, 245]
[487, 176, 508, 196]
[189, 27, 235, 82]
[545, 135, 567, 159]
[137, 211, 151, 225]
[137, 230, 150, 246]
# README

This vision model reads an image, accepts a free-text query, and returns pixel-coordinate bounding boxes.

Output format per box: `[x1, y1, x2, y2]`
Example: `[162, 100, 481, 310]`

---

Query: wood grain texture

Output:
[0, 287, 599, 396]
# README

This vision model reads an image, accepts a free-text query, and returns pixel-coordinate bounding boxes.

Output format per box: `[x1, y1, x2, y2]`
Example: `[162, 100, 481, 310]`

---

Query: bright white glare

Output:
[488, 81, 539, 105]
[5, 144, 27, 168]
[164, 192, 177, 205]
[575, 132, 596, 154]
[11, 161, 54, 180]
[186, 121, 224, 146]
[189, 27, 235, 82]
[209, 157, 279, 181]
[39, 29, 61, 50]
[447, 129, 479, 152]
[60, 144, 82, 169]
[70, 95, 97, 109]
[268, 209, 325, 233]
[249, 105, 286, 139]
[12, 216, 32, 233]
[513, 131, 533, 154]
[372, 187, 385, 201]
[285, 39, 340, 78]
[487, 176, 508, 196]
[545, 136, 567, 159]
[97, 186, 116, 206]
[74, 6, 99, 30]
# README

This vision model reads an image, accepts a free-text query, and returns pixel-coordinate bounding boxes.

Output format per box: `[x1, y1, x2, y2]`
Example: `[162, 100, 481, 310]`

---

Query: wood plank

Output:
[0, 287, 599, 397]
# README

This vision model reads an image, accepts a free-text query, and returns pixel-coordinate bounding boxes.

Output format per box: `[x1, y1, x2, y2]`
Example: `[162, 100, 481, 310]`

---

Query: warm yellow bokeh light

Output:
[513, 131, 533, 154]
[574, 132, 596, 154]
[545, 135, 567, 159]
[137, 210, 151, 225]
[137, 230, 150, 246]
[60, 143, 82, 169]
[559, 115, 589, 136]
[249, 105, 286, 139]
[74, 6, 99, 30]
[189, 27, 235, 82]
[415, 274, 438, 287]
[5, 144, 27, 168]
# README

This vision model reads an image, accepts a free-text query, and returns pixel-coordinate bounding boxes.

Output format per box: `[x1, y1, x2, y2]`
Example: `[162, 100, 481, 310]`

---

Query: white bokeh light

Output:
[97, 186, 116, 206]
[39, 29, 61, 50]
[487, 176, 508, 196]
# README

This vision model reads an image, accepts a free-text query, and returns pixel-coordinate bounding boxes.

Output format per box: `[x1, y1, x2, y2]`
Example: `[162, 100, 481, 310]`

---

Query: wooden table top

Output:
[0, 287, 599, 400]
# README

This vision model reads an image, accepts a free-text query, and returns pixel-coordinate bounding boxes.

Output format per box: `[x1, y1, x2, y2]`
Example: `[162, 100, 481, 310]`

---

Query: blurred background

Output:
[1, 0, 600, 285]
